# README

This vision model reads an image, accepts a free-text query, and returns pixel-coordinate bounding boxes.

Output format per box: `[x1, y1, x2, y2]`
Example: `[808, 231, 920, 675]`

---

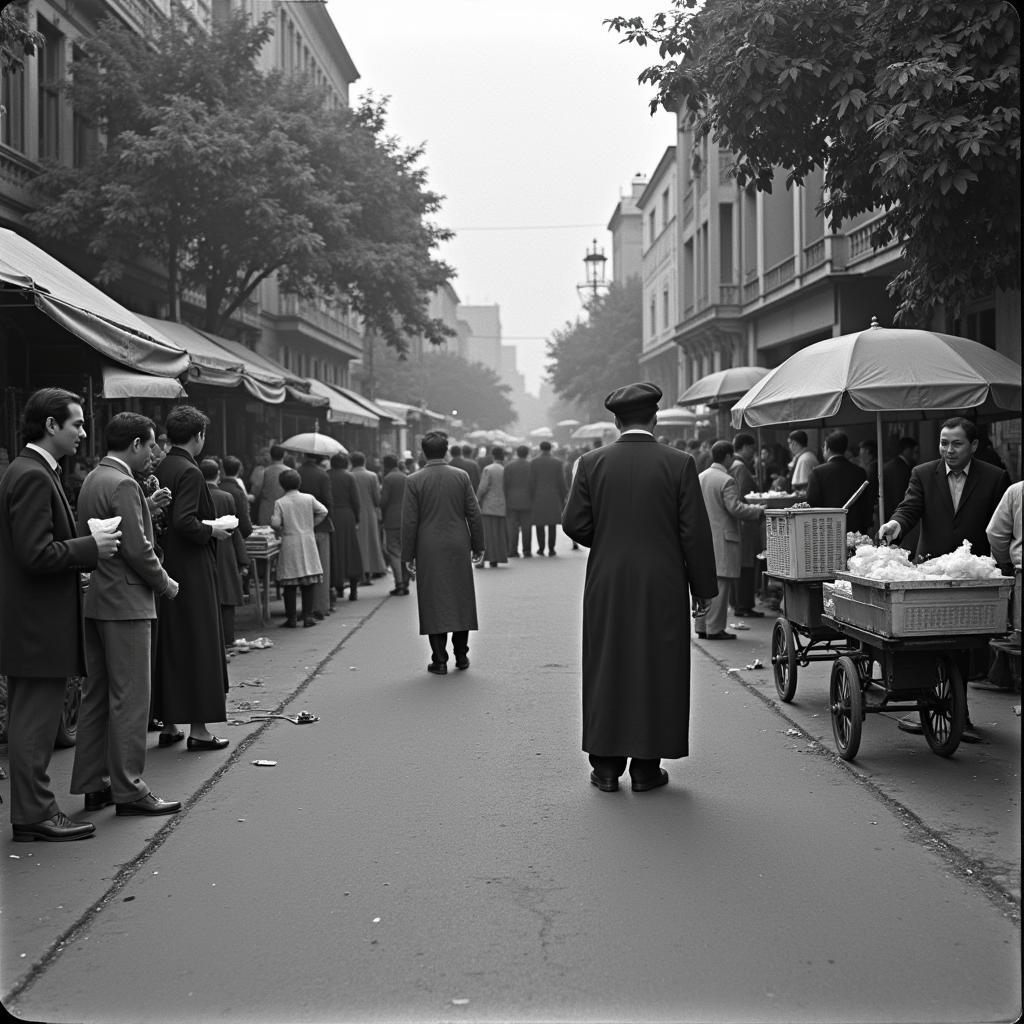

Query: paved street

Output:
[2, 542, 1021, 1024]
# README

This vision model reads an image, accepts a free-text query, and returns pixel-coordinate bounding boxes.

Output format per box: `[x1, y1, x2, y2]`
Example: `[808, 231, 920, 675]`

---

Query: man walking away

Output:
[529, 440, 567, 556]
[402, 431, 484, 675]
[450, 443, 481, 490]
[72, 413, 181, 818]
[350, 451, 387, 582]
[503, 445, 533, 557]
[695, 441, 765, 641]
[562, 383, 718, 793]
[729, 432, 763, 618]
[476, 446, 509, 567]
[252, 445, 287, 526]
[0, 389, 119, 842]
[327, 454, 363, 601]
[380, 454, 410, 595]
[298, 453, 334, 617]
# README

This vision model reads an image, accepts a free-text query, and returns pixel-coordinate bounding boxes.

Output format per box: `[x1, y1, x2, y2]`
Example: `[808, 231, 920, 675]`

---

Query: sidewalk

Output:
[692, 601, 1021, 911]
[0, 581, 393, 998]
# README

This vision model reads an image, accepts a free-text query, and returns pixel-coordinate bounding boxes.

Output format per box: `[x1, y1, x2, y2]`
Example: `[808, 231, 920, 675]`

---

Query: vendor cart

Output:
[819, 574, 1014, 761]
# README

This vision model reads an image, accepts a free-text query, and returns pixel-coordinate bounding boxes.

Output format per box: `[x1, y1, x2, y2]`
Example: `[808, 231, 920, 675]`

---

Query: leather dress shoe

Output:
[960, 720, 982, 744]
[455, 656, 469, 670]
[695, 631, 707, 639]
[303, 617, 317, 627]
[590, 770, 619, 792]
[84, 786, 114, 812]
[13, 811, 95, 843]
[186, 735, 230, 751]
[631, 768, 669, 792]
[427, 661, 448, 675]
[115, 793, 182, 816]
[896, 715, 924, 735]
[389, 587, 409, 596]
[313, 610, 325, 621]
[705, 631, 736, 640]
[158, 729, 185, 747]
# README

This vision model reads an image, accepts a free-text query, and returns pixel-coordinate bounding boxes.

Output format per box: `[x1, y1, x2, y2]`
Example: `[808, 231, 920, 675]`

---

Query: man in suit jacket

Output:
[380, 453, 410, 595]
[696, 441, 765, 641]
[503, 445, 533, 556]
[449, 444, 481, 489]
[402, 432, 485, 674]
[882, 437, 920, 551]
[562, 383, 718, 793]
[805, 431, 871, 534]
[729, 433, 764, 617]
[0, 388, 119, 842]
[219, 455, 253, 540]
[529, 441, 568, 555]
[298, 454, 334, 616]
[71, 413, 182, 818]
[202, 459, 249, 645]
[252, 444, 287, 525]
[880, 417, 1011, 741]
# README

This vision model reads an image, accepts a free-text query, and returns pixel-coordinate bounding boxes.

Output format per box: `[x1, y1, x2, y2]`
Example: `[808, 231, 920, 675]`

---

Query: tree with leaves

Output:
[357, 341, 516, 431]
[546, 278, 642, 421]
[608, 0, 1020, 325]
[28, 11, 453, 350]
[0, 0, 40, 73]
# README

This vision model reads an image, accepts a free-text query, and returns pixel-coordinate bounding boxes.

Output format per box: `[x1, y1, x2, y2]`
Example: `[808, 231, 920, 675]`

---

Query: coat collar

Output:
[613, 433, 655, 445]
[169, 445, 198, 466]
[99, 455, 133, 476]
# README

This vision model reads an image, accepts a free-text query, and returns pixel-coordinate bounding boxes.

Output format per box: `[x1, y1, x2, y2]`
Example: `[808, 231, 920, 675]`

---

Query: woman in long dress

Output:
[271, 469, 327, 628]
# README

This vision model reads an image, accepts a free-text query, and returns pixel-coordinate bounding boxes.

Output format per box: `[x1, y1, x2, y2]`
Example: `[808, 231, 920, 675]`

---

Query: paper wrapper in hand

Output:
[87, 516, 121, 535]
[202, 514, 239, 532]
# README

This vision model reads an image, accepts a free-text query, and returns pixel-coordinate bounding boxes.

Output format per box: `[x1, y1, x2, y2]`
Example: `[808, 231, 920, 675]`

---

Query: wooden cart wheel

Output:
[771, 617, 798, 702]
[830, 656, 863, 761]
[919, 657, 965, 758]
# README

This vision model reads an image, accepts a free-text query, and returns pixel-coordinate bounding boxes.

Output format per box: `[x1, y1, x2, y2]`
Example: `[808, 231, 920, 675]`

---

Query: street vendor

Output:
[878, 416, 1011, 742]
[986, 481, 1022, 636]
[785, 430, 820, 495]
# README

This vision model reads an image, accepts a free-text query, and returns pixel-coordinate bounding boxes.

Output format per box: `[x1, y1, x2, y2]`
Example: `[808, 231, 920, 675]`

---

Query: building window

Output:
[37, 17, 64, 162]
[662, 188, 670, 227]
[648, 209, 656, 247]
[719, 204, 734, 285]
[662, 287, 670, 329]
[1, 64, 26, 152]
[649, 297, 656, 339]
[683, 239, 694, 311]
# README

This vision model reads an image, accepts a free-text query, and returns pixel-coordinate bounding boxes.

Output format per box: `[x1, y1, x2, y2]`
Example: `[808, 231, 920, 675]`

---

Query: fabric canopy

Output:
[305, 379, 379, 426]
[100, 365, 187, 400]
[331, 386, 395, 423]
[678, 366, 770, 408]
[137, 315, 244, 389]
[0, 229, 189, 378]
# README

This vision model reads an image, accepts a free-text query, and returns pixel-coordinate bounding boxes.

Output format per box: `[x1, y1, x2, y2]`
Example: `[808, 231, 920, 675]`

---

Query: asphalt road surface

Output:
[5, 547, 1021, 1024]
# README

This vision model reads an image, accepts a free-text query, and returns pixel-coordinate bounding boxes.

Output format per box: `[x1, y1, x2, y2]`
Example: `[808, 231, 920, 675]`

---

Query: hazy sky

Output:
[324, 1, 674, 395]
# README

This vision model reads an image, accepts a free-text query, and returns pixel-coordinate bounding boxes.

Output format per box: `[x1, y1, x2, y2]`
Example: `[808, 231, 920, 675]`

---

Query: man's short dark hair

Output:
[461, 444, 474, 458]
[732, 432, 756, 450]
[788, 430, 808, 447]
[539, 440, 552, 451]
[896, 436, 918, 454]
[941, 416, 977, 442]
[350, 451, 366, 467]
[422, 432, 448, 460]
[280, 468, 301, 491]
[105, 412, 156, 452]
[858, 439, 877, 456]
[450, 444, 462, 458]
[711, 440, 734, 464]
[269, 444, 285, 461]
[21, 387, 82, 444]
[165, 405, 210, 445]
[382, 453, 398, 471]
[222, 455, 242, 477]
[516, 445, 529, 458]
[825, 431, 849, 455]
[330, 454, 345, 469]
[491, 445, 505, 460]
[200, 458, 220, 481]
[687, 439, 701, 451]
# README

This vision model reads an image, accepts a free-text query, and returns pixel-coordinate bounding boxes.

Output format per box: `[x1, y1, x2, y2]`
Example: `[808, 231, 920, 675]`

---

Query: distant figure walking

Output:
[401, 431, 484, 675]
[562, 383, 717, 793]
[350, 451, 387, 582]
[529, 440, 567, 556]
[380, 453, 410, 595]
[503, 445, 533, 557]
[476, 445, 509, 567]
[328, 454, 363, 601]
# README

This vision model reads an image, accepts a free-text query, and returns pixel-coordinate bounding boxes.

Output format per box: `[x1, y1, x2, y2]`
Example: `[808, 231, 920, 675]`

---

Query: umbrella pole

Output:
[756, 426, 763, 490]
[876, 412, 885, 533]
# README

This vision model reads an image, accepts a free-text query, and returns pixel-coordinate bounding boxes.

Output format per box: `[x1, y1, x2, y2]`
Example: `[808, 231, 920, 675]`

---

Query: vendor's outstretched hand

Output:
[878, 520, 901, 545]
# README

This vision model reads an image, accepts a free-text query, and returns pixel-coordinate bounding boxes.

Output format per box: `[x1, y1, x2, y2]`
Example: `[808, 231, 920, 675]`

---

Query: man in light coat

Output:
[402, 431, 484, 675]
[350, 451, 387, 582]
[379, 453, 409, 595]
[72, 413, 182, 818]
[696, 440, 764, 641]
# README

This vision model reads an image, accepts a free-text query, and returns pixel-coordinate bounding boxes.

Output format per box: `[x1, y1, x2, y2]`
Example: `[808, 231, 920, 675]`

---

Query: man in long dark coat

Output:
[529, 441, 568, 556]
[153, 406, 233, 751]
[328, 454, 363, 600]
[401, 431, 485, 675]
[562, 382, 718, 793]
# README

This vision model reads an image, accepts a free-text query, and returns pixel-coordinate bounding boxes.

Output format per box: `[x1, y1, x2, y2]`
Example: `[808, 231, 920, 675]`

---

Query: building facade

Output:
[606, 173, 646, 286]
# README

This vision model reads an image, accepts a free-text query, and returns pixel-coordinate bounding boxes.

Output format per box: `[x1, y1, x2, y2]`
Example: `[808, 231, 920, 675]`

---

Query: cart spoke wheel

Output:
[771, 618, 798, 702]
[919, 658, 965, 758]
[829, 656, 863, 761]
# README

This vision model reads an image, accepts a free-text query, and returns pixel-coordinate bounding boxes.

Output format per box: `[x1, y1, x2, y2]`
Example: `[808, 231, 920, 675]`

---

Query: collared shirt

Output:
[945, 459, 971, 513]
[620, 428, 654, 437]
[25, 442, 59, 473]
[106, 454, 132, 475]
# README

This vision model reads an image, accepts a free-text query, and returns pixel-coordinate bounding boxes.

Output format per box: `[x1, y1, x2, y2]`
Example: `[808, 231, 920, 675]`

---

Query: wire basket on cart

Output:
[765, 508, 846, 581]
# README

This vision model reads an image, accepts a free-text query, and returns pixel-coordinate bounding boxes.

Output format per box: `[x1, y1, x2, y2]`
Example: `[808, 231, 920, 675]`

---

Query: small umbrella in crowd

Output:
[677, 365, 770, 409]
[281, 432, 347, 457]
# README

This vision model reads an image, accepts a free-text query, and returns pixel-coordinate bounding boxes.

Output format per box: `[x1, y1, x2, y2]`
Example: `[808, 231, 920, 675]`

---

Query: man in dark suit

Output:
[202, 459, 249, 646]
[219, 455, 253, 540]
[529, 441, 568, 556]
[805, 431, 871, 534]
[562, 383, 718, 793]
[880, 416, 1011, 742]
[0, 388, 120, 842]
[449, 444, 481, 490]
[729, 432, 763, 617]
[298, 453, 334, 617]
[71, 413, 182, 818]
[882, 437, 920, 551]
[503, 445, 533, 557]
[379, 453, 410, 595]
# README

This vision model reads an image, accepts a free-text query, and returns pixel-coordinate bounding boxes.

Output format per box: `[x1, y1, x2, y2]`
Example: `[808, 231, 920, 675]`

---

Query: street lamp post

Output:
[576, 239, 608, 306]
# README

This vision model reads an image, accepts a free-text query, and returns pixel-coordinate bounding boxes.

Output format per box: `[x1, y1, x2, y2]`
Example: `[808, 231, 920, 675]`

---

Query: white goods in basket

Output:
[846, 540, 1001, 582]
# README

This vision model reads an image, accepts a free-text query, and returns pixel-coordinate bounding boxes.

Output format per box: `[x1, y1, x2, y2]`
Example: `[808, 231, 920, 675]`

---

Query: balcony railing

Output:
[846, 213, 894, 264]
[719, 284, 740, 305]
[803, 238, 826, 271]
[762, 256, 796, 295]
[743, 278, 760, 304]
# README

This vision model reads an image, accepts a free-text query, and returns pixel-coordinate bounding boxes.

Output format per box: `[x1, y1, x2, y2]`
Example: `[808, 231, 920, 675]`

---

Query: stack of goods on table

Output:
[245, 524, 280, 559]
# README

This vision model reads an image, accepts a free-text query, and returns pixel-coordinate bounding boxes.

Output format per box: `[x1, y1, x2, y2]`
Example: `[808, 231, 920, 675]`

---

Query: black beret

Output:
[604, 381, 663, 419]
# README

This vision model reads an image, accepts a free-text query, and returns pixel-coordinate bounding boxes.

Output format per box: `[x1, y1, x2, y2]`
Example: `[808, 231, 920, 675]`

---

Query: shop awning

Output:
[331, 386, 395, 423]
[0, 229, 190, 379]
[137, 315, 244, 389]
[305, 379, 379, 426]
[100, 365, 188, 400]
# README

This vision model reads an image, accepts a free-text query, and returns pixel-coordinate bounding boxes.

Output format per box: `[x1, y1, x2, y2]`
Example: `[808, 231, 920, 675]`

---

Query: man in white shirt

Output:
[786, 430, 820, 494]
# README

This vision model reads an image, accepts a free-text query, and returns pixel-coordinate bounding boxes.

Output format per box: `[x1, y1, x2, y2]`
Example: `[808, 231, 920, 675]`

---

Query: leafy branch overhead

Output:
[27, 11, 454, 349]
[607, 0, 1020, 324]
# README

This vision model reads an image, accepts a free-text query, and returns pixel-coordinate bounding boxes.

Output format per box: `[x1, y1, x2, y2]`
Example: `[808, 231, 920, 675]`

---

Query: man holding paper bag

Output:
[72, 413, 182, 817]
